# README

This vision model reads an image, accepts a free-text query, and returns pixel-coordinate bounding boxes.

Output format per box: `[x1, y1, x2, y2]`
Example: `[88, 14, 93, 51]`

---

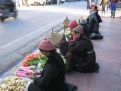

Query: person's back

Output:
[95, 11, 103, 24]
[45, 51, 65, 91]
[111, 2, 117, 10]
[65, 26, 99, 73]
[76, 36, 98, 72]
[78, 18, 90, 38]
[88, 12, 99, 33]
[69, 36, 98, 72]
[30, 51, 65, 91]
[81, 23, 90, 38]
[28, 39, 66, 91]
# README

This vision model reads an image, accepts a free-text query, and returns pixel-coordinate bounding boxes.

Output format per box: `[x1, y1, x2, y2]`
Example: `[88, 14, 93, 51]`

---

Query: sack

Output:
[51, 31, 64, 46]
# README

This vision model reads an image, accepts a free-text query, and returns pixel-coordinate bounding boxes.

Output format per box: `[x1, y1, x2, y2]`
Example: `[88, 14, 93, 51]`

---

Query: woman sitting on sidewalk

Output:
[65, 26, 99, 73]
[28, 39, 77, 91]
[59, 20, 78, 56]
[87, 9, 103, 39]
[28, 39, 66, 91]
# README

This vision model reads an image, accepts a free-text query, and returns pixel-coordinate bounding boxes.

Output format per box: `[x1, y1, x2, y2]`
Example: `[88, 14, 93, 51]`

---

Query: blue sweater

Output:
[111, 2, 117, 10]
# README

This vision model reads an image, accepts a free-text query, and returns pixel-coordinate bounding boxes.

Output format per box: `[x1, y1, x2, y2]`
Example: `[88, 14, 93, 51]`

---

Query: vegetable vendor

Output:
[59, 20, 78, 56]
[65, 26, 99, 73]
[28, 38, 66, 91]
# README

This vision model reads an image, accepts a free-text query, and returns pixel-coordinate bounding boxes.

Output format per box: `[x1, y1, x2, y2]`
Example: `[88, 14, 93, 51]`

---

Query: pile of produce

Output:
[64, 28, 72, 41]
[17, 51, 48, 78]
[22, 52, 41, 67]
[0, 76, 30, 91]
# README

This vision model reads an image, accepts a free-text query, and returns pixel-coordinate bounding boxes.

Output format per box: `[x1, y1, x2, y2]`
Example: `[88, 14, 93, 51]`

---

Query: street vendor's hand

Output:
[28, 71, 41, 79]
[28, 72, 38, 79]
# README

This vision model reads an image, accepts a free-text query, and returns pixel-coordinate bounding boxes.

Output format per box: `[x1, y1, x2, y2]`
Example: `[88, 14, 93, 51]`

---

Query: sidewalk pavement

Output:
[66, 17, 121, 91]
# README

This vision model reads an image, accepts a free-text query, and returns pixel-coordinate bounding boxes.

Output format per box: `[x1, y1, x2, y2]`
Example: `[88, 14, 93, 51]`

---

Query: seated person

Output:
[65, 26, 99, 73]
[90, 5, 102, 24]
[28, 39, 66, 91]
[78, 17, 90, 38]
[63, 16, 70, 30]
[87, 11, 103, 39]
[87, 11, 99, 34]
[59, 20, 78, 56]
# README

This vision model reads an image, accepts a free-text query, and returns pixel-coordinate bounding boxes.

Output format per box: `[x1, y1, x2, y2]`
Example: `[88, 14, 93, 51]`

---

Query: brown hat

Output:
[38, 38, 55, 51]
[73, 26, 84, 35]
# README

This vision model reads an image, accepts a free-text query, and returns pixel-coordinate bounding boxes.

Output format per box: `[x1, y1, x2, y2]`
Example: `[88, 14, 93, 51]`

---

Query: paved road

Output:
[0, 1, 87, 47]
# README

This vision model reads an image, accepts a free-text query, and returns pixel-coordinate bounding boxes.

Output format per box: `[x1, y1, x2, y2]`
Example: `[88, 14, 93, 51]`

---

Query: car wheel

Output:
[1, 17, 5, 22]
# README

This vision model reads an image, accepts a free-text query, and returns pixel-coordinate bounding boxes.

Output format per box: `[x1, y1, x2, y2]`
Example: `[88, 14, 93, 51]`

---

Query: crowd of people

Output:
[27, 4, 104, 91]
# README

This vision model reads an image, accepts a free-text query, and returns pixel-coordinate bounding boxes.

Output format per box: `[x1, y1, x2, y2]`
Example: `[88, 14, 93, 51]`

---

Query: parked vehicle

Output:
[27, 0, 48, 5]
[60, 0, 65, 3]
[0, 0, 17, 22]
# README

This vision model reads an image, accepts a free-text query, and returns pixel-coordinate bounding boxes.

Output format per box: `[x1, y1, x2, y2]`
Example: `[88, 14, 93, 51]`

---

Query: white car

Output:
[28, 0, 46, 5]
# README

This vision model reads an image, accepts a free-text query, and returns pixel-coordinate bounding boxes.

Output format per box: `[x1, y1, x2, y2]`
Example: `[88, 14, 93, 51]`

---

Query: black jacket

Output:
[88, 16, 99, 33]
[68, 36, 97, 72]
[28, 51, 65, 91]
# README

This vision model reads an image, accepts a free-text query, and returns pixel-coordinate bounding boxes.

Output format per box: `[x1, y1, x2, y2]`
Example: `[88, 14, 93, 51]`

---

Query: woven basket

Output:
[51, 30, 64, 46]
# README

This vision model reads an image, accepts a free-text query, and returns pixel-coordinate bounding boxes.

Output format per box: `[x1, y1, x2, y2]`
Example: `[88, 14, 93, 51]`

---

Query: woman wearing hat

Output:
[28, 39, 66, 91]
[65, 26, 99, 73]
[59, 20, 78, 56]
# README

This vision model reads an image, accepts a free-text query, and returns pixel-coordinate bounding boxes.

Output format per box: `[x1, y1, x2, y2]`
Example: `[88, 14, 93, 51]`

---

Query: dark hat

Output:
[80, 19, 87, 24]
[73, 26, 84, 34]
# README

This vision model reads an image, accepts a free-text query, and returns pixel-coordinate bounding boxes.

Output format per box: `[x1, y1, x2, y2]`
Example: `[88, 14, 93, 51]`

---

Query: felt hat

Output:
[73, 26, 84, 35]
[38, 38, 55, 51]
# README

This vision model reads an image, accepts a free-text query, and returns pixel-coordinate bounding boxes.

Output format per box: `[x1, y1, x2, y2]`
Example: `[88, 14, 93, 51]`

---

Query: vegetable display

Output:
[22, 52, 41, 67]
[0, 76, 30, 91]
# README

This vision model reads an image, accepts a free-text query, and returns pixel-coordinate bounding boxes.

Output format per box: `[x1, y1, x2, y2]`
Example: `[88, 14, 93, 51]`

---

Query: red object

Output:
[69, 20, 78, 28]
[25, 54, 33, 61]
[22, 61, 29, 67]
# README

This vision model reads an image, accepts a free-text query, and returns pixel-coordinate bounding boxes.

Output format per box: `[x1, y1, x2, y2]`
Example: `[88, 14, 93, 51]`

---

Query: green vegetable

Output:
[28, 60, 40, 66]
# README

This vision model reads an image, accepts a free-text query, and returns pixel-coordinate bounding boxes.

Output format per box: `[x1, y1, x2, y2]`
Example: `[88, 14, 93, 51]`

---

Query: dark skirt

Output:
[28, 82, 44, 91]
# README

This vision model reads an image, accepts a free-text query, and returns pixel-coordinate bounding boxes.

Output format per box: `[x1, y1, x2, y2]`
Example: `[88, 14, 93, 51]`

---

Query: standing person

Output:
[87, 0, 90, 9]
[65, 26, 99, 73]
[106, 0, 110, 11]
[110, 0, 117, 18]
[100, 0, 107, 14]
[87, 0, 92, 9]
[28, 39, 66, 91]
